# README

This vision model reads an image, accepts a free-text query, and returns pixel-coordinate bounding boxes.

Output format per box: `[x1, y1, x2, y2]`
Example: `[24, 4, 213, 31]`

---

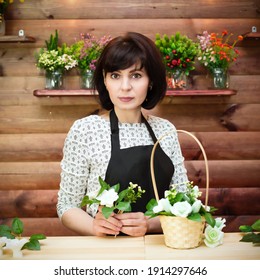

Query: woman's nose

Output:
[120, 77, 132, 90]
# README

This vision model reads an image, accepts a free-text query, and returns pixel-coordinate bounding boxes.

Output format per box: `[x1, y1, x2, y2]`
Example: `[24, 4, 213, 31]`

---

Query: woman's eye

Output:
[132, 73, 142, 79]
[110, 73, 119, 79]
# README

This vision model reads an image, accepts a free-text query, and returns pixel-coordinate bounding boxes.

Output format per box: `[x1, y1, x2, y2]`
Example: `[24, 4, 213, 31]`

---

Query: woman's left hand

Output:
[114, 212, 148, 236]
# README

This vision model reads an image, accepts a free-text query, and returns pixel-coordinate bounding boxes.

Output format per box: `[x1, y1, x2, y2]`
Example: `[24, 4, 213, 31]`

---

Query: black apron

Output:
[105, 109, 174, 212]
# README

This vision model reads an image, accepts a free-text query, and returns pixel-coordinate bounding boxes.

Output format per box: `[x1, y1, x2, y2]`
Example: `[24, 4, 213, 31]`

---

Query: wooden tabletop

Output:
[1, 233, 259, 260]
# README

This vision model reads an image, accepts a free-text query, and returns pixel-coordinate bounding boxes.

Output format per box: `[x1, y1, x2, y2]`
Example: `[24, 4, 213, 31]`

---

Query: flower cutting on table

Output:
[81, 177, 145, 219]
[0, 217, 46, 258]
[197, 30, 243, 73]
[145, 181, 226, 248]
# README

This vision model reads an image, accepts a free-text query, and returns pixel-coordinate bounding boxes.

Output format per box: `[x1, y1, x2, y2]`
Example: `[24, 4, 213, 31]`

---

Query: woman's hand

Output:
[114, 212, 148, 237]
[93, 207, 123, 237]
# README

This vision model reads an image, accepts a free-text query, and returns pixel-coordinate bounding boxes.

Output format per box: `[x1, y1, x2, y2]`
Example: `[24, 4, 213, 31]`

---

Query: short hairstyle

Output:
[93, 32, 167, 110]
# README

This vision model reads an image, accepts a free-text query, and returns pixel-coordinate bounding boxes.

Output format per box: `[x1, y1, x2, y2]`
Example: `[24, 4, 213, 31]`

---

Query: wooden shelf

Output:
[0, 35, 36, 43]
[243, 32, 260, 39]
[33, 89, 237, 97]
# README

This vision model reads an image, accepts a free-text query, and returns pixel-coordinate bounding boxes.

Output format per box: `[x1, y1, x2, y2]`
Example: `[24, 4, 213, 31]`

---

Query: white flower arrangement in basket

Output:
[145, 129, 226, 249]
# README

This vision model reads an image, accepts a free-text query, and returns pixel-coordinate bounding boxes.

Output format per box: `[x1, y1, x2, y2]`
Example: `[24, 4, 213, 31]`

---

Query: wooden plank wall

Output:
[0, 0, 259, 236]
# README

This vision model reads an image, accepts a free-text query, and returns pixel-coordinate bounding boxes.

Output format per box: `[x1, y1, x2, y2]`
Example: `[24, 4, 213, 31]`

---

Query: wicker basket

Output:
[150, 129, 209, 249]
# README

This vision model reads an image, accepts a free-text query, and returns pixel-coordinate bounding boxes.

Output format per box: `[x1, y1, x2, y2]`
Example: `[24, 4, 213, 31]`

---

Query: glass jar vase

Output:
[80, 69, 93, 89]
[167, 69, 188, 89]
[211, 68, 229, 89]
[45, 69, 64, 89]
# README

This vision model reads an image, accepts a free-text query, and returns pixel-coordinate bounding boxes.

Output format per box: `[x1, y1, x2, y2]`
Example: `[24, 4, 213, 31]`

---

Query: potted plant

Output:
[197, 30, 243, 89]
[36, 30, 77, 89]
[155, 32, 199, 89]
[69, 33, 112, 89]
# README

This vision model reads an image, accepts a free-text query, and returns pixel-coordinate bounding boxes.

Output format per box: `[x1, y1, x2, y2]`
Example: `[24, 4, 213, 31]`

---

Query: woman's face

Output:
[104, 63, 150, 112]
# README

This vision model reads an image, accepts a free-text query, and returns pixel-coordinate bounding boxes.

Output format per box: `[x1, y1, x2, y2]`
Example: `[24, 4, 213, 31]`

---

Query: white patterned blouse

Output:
[57, 114, 188, 218]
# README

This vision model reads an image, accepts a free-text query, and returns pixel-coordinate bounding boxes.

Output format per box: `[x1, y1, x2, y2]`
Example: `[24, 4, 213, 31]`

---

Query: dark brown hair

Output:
[93, 32, 167, 110]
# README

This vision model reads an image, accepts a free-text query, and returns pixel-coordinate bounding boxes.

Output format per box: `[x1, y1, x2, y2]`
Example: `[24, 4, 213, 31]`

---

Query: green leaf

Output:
[116, 201, 131, 212]
[204, 212, 216, 228]
[22, 239, 41, 251]
[117, 189, 128, 203]
[240, 233, 260, 244]
[30, 234, 46, 241]
[12, 217, 24, 235]
[252, 219, 260, 231]
[102, 207, 114, 219]
[112, 183, 120, 193]
[188, 213, 202, 222]
[146, 198, 158, 211]
[98, 176, 110, 195]
[81, 195, 92, 207]
[0, 225, 15, 239]
[239, 225, 253, 232]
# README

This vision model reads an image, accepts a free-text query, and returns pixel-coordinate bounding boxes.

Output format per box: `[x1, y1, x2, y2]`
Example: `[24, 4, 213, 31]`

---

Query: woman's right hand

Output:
[93, 208, 123, 236]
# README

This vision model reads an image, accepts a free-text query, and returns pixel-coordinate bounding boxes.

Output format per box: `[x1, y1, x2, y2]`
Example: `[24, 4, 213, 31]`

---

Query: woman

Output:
[57, 32, 188, 237]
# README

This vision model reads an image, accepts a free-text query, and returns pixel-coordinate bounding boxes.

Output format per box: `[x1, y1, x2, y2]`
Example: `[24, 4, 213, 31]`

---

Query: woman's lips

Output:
[118, 97, 134, 102]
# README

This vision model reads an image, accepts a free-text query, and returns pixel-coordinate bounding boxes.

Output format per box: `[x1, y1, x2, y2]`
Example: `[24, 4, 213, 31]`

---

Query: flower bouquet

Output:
[81, 176, 145, 219]
[197, 30, 243, 88]
[69, 33, 111, 88]
[145, 129, 225, 249]
[155, 32, 198, 89]
[35, 30, 77, 89]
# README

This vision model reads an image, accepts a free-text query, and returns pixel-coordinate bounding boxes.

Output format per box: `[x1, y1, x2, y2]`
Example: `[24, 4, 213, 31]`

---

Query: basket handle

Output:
[150, 129, 209, 206]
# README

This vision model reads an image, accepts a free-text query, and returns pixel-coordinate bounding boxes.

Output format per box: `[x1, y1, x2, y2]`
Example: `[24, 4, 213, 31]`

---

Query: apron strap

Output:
[109, 109, 158, 150]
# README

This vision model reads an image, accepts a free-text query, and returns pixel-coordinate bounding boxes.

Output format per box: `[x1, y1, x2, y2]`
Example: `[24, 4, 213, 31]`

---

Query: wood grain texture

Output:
[6, 0, 260, 19]
[0, 160, 259, 190]
[3, 19, 260, 47]
[1, 132, 260, 162]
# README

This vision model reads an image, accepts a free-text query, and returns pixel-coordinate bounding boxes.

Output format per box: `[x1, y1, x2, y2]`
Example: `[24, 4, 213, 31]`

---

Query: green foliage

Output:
[239, 219, 260, 245]
[145, 181, 216, 228]
[45, 29, 59, 51]
[155, 32, 199, 76]
[81, 177, 145, 219]
[0, 217, 46, 251]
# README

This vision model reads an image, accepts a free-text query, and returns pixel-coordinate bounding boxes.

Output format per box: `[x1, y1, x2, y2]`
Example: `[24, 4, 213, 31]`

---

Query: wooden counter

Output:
[1, 233, 259, 260]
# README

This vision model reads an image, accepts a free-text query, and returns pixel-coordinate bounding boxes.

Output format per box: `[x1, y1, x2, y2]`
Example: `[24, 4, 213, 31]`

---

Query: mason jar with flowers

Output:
[0, 0, 25, 36]
[70, 33, 112, 89]
[155, 32, 198, 90]
[36, 30, 77, 89]
[197, 30, 243, 89]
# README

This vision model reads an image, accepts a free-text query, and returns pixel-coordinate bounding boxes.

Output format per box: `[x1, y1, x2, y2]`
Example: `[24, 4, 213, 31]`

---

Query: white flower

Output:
[191, 199, 202, 213]
[4, 238, 28, 258]
[96, 189, 118, 207]
[204, 225, 224, 248]
[153, 198, 171, 213]
[170, 201, 192, 217]
[0, 237, 8, 256]
[214, 217, 226, 230]
[191, 185, 201, 198]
